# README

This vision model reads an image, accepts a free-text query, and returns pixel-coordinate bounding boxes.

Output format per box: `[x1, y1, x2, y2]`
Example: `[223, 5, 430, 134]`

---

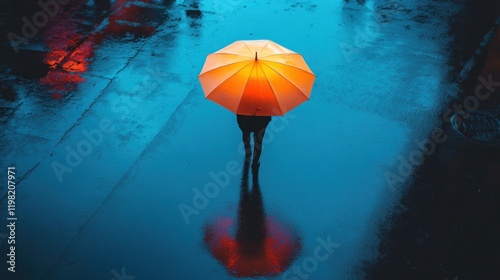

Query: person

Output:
[236, 114, 272, 168]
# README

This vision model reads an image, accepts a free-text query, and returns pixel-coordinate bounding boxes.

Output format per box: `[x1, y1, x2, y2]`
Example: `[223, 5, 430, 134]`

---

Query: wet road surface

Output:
[0, 0, 499, 279]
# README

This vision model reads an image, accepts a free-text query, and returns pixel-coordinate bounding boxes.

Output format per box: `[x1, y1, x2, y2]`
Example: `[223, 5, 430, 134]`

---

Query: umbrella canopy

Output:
[198, 40, 315, 116]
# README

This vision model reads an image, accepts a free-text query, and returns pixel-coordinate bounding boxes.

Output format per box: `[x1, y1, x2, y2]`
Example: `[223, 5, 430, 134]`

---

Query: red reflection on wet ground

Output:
[204, 216, 302, 277]
[39, 0, 158, 98]
[41, 20, 89, 98]
[204, 162, 302, 278]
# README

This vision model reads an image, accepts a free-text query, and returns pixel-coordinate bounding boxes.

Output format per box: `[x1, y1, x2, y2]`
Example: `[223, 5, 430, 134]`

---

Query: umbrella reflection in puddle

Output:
[204, 159, 302, 277]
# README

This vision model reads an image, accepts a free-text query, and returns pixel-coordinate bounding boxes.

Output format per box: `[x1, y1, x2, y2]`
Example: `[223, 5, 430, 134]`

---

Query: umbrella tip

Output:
[255, 52, 257, 61]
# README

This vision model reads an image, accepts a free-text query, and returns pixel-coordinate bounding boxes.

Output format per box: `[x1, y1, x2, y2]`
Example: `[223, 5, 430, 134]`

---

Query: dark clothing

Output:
[237, 115, 272, 133]
[236, 115, 272, 166]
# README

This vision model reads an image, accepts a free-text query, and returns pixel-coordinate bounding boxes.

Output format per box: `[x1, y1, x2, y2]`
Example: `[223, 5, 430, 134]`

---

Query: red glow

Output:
[204, 217, 302, 277]
[40, 71, 85, 95]
[62, 41, 94, 73]
[40, 0, 158, 98]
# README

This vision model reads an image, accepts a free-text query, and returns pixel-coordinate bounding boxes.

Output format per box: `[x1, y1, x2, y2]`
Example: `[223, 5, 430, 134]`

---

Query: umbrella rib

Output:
[260, 59, 314, 74]
[260, 61, 312, 100]
[210, 61, 254, 98]
[257, 62, 284, 115]
[200, 60, 253, 75]
[241, 42, 256, 57]
[236, 62, 259, 113]
[258, 40, 272, 55]
[257, 52, 297, 59]
[259, 52, 297, 57]
[214, 52, 254, 58]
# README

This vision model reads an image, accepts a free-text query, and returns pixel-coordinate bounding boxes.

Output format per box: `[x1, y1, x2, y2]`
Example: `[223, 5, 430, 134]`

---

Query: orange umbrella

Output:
[198, 40, 315, 116]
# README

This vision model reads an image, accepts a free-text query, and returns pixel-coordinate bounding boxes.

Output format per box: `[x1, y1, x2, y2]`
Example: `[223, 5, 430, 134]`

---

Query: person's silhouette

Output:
[236, 155, 266, 258]
[237, 115, 272, 168]
[203, 156, 302, 276]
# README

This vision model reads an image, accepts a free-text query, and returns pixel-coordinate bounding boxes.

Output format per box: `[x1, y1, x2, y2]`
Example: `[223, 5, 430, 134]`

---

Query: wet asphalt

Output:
[0, 0, 499, 279]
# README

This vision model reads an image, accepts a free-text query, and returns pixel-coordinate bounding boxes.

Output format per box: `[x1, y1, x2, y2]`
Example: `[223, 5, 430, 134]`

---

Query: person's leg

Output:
[253, 127, 266, 166]
[242, 130, 251, 158]
[237, 115, 252, 157]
